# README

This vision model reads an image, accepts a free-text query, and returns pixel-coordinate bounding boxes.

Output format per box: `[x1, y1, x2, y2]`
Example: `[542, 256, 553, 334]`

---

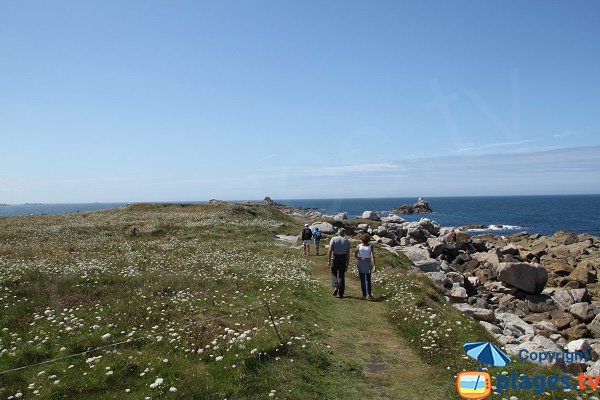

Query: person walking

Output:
[312, 227, 323, 256]
[328, 228, 350, 298]
[355, 234, 376, 300]
[301, 224, 313, 256]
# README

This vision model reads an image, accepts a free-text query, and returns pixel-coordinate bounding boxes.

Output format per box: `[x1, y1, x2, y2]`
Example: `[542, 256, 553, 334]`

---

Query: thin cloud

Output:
[455, 139, 536, 153]
[554, 130, 577, 138]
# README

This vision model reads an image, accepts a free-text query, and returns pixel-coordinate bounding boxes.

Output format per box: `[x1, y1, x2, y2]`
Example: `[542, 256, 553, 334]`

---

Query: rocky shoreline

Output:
[253, 193, 600, 373]
[344, 215, 600, 374]
[262, 196, 600, 373]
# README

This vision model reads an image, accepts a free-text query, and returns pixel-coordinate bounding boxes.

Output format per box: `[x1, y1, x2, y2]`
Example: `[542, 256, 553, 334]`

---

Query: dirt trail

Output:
[309, 253, 448, 399]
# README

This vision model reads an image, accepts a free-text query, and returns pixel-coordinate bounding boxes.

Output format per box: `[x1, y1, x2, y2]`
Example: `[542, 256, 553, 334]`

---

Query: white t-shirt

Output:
[358, 244, 372, 258]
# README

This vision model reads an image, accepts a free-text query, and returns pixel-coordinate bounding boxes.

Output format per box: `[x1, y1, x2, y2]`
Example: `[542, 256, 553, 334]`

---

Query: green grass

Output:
[0, 204, 594, 399]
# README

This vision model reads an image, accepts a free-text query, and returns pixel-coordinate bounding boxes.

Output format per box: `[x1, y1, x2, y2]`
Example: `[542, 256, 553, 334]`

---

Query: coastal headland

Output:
[0, 202, 597, 399]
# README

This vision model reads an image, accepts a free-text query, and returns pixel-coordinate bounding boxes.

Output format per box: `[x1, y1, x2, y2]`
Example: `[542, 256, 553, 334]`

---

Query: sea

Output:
[1, 195, 599, 236]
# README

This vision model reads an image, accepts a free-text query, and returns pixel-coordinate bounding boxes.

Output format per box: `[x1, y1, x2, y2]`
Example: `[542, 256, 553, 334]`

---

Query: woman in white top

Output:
[355, 234, 376, 300]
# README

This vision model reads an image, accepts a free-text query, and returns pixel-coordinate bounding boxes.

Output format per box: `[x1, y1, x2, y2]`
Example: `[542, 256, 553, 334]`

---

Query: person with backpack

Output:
[312, 227, 323, 256]
[301, 224, 313, 256]
[355, 234, 376, 300]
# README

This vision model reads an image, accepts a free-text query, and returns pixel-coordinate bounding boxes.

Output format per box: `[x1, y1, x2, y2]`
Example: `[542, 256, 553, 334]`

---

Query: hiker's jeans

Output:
[359, 272, 372, 297]
[331, 254, 347, 296]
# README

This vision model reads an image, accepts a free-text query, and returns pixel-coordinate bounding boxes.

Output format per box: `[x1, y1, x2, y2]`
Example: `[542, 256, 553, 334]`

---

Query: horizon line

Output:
[4, 192, 600, 205]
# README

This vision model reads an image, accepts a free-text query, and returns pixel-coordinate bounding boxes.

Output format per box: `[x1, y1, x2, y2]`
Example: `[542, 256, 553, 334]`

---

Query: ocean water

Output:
[1, 195, 599, 236]
[280, 195, 600, 236]
[0, 203, 127, 217]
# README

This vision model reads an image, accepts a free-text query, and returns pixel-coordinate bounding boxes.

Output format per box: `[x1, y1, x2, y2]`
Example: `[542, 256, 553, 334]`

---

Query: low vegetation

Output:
[0, 204, 594, 399]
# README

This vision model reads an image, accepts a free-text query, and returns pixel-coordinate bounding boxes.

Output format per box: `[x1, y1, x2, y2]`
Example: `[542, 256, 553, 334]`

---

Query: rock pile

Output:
[259, 196, 286, 207]
[358, 219, 600, 372]
[393, 197, 433, 214]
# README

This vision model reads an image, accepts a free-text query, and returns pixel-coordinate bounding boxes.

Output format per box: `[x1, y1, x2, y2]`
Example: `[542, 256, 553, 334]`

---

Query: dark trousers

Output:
[359, 272, 372, 297]
[331, 254, 347, 296]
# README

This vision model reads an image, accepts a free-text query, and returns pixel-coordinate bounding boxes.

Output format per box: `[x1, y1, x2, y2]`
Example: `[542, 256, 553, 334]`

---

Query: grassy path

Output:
[307, 252, 448, 399]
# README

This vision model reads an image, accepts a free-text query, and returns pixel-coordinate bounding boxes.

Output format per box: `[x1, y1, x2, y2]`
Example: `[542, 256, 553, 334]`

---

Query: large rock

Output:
[587, 314, 600, 339]
[414, 258, 441, 273]
[546, 261, 573, 276]
[525, 294, 556, 313]
[259, 196, 285, 207]
[453, 303, 495, 322]
[586, 360, 600, 376]
[309, 221, 335, 234]
[530, 240, 549, 257]
[501, 243, 521, 256]
[566, 339, 597, 361]
[496, 313, 535, 336]
[447, 286, 467, 301]
[552, 288, 591, 309]
[480, 321, 502, 335]
[380, 237, 396, 246]
[413, 197, 433, 213]
[394, 197, 433, 214]
[473, 249, 502, 268]
[533, 320, 558, 335]
[426, 272, 452, 289]
[553, 231, 580, 246]
[408, 226, 427, 241]
[376, 225, 388, 235]
[361, 211, 381, 221]
[507, 336, 565, 367]
[570, 302, 596, 323]
[333, 212, 348, 221]
[497, 262, 548, 294]
[381, 214, 405, 223]
[444, 231, 470, 249]
[563, 324, 591, 340]
[569, 262, 597, 284]
[427, 238, 446, 258]
[401, 247, 430, 263]
[419, 218, 440, 235]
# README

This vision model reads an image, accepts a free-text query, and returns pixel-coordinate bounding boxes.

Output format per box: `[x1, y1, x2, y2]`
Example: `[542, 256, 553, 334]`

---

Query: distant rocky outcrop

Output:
[394, 197, 433, 214]
[208, 199, 227, 204]
[259, 197, 286, 207]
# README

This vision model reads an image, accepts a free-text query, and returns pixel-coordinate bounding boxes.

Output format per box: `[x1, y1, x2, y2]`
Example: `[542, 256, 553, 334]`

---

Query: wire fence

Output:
[0, 289, 286, 377]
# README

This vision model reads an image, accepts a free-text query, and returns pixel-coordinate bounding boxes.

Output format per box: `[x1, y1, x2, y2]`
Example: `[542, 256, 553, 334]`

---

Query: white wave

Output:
[467, 224, 525, 232]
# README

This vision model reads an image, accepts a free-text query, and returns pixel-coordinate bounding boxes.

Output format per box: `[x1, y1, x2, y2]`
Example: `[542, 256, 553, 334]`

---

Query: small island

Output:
[393, 197, 433, 214]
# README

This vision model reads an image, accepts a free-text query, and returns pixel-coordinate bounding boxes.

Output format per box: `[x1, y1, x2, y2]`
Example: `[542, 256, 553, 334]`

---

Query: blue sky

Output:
[1, 0, 599, 202]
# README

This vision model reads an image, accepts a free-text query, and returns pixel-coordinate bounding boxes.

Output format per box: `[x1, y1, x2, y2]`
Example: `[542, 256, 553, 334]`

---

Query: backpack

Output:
[302, 228, 313, 240]
[314, 231, 322, 240]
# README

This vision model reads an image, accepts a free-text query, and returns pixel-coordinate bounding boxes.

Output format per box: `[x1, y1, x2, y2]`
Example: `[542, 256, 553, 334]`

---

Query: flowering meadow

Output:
[1, 204, 590, 400]
[0, 204, 335, 399]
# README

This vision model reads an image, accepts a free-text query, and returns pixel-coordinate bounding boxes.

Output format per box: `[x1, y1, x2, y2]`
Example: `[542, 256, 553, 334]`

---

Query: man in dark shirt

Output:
[301, 224, 313, 256]
[328, 228, 350, 298]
